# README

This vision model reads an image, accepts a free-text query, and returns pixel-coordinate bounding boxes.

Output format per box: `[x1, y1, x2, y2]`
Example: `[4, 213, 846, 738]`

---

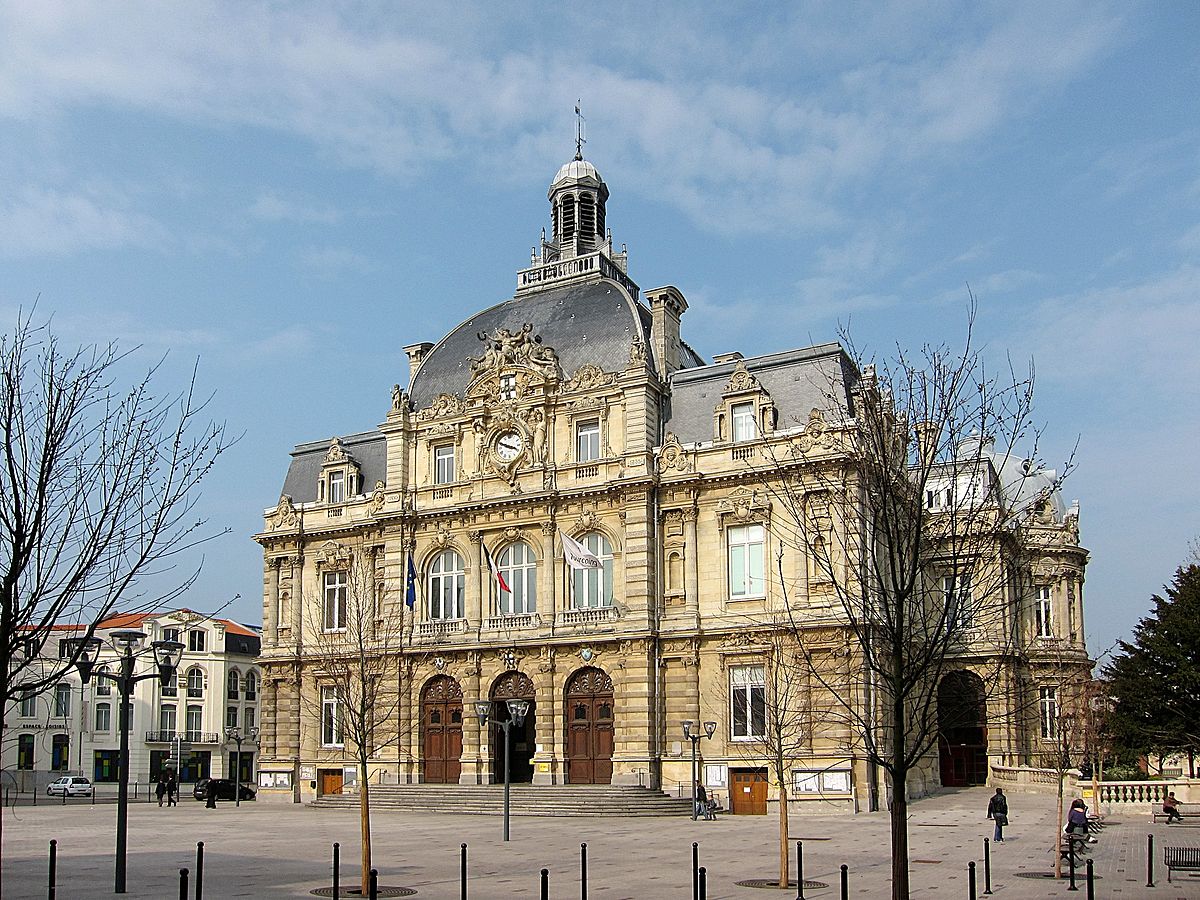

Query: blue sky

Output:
[1, 1, 1197, 659]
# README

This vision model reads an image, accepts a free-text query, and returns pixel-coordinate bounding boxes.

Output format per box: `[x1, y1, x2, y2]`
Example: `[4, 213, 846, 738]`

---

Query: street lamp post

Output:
[683, 720, 717, 821]
[474, 697, 530, 842]
[224, 725, 259, 807]
[66, 630, 183, 894]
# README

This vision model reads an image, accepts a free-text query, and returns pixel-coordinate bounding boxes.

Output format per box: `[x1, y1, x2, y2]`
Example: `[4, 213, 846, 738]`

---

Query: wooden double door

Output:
[422, 675, 464, 784]
[729, 769, 768, 815]
[565, 667, 614, 785]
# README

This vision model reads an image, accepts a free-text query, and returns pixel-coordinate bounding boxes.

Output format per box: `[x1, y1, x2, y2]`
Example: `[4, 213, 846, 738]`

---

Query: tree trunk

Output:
[360, 758, 372, 895]
[889, 773, 910, 900]
[778, 782, 790, 888]
[1054, 775, 1065, 878]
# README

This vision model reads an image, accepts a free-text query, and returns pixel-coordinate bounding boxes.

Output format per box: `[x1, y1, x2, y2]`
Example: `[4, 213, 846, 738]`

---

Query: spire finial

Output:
[574, 102, 586, 161]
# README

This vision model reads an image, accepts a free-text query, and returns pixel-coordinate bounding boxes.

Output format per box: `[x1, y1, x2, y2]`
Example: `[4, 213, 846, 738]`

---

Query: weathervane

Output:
[574, 101, 586, 160]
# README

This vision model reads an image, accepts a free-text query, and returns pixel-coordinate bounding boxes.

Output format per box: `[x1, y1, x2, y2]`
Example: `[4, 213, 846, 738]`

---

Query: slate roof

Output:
[408, 279, 661, 411]
[280, 430, 387, 505]
[664, 343, 858, 443]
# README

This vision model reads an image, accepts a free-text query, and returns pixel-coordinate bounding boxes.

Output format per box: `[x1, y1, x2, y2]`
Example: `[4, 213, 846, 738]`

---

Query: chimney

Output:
[647, 286, 688, 380]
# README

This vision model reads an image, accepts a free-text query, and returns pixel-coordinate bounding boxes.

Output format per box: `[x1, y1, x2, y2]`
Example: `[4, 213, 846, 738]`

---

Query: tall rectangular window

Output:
[323, 571, 348, 631]
[727, 523, 765, 599]
[730, 665, 766, 740]
[189, 629, 206, 652]
[54, 683, 72, 718]
[1039, 687, 1058, 740]
[162, 627, 181, 645]
[321, 686, 343, 747]
[186, 705, 203, 741]
[575, 420, 600, 462]
[17, 734, 35, 770]
[731, 402, 757, 442]
[244, 707, 256, 732]
[943, 574, 974, 629]
[95, 702, 111, 732]
[328, 470, 345, 503]
[434, 445, 455, 484]
[19, 691, 37, 718]
[159, 704, 177, 735]
[52, 734, 69, 771]
[226, 706, 239, 729]
[1035, 585, 1053, 638]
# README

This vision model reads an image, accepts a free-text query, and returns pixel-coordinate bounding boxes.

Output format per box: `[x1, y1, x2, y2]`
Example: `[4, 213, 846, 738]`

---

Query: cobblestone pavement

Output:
[3, 787, 1200, 898]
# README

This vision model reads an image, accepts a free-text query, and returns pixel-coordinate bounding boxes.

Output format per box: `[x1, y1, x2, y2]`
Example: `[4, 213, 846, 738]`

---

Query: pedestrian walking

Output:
[986, 788, 1008, 842]
[205, 780, 217, 809]
[694, 781, 710, 820]
[166, 771, 178, 807]
[156, 774, 167, 807]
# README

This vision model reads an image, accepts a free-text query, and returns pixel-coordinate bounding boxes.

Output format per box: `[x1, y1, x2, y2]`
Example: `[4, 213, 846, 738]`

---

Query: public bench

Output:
[1059, 833, 1091, 868]
[1164, 846, 1200, 882]
[1154, 802, 1200, 823]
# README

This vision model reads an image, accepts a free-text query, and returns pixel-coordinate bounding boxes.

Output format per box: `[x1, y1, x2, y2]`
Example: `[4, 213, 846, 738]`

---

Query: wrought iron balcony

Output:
[144, 730, 221, 744]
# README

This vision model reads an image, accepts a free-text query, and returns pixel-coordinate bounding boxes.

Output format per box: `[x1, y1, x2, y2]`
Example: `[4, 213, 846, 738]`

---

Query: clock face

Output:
[495, 431, 524, 462]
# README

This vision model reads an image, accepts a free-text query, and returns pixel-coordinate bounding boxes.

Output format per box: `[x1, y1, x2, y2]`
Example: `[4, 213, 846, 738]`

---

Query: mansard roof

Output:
[664, 342, 859, 443]
[279, 430, 386, 506]
[408, 279, 661, 411]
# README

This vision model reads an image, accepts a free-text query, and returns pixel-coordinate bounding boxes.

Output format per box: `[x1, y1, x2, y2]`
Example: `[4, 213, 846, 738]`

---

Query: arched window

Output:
[572, 533, 614, 609]
[95, 665, 112, 696]
[244, 671, 258, 701]
[95, 702, 111, 732]
[560, 195, 576, 238]
[227, 669, 240, 700]
[579, 193, 596, 237]
[498, 542, 537, 616]
[428, 550, 465, 621]
[186, 667, 205, 699]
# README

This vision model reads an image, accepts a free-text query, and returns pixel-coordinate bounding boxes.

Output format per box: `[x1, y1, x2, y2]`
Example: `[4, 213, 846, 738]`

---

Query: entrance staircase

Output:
[309, 784, 693, 817]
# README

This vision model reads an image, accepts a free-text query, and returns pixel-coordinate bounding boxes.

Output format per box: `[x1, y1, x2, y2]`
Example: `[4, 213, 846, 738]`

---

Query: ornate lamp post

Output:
[474, 697, 530, 842]
[224, 724, 259, 807]
[683, 720, 717, 820]
[66, 630, 184, 894]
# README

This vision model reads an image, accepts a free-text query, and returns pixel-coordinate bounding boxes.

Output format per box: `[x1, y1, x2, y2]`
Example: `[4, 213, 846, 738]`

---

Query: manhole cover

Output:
[735, 878, 828, 890]
[310, 887, 416, 897]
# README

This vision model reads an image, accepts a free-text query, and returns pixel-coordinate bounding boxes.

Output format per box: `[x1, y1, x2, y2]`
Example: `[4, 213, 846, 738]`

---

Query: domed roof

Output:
[408, 280, 651, 410]
[551, 157, 603, 190]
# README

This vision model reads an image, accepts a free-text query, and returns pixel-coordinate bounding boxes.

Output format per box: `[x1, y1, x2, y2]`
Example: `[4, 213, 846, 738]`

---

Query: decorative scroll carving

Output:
[656, 432, 693, 474]
[368, 482, 386, 515]
[324, 437, 348, 463]
[724, 360, 759, 394]
[576, 509, 598, 532]
[418, 394, 463, 421]
[628, 340, 647, 367]
[431, 527, 454, 550]
[490, 671, 535, 700]
[565, 666, 614, 695]
[795, 408, 835, 453]
[421, 674, 462, 702]
[715, 486, 770, 522]
[565, 364, 617, 392]
[315, 541, 352, 570]
[469, 323, 560, 380]
[271, 494, 298, 530]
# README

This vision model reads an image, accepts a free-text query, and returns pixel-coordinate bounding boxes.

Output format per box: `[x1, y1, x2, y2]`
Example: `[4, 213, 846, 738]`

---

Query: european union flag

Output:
[405, 554, 417, 609]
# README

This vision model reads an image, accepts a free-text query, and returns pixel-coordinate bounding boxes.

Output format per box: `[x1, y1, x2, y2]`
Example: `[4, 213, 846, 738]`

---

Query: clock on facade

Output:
[494, 431, 524, 462]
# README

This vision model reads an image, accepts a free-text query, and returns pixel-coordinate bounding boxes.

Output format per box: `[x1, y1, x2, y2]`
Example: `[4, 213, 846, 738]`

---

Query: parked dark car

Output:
[192, 777, 256, 801]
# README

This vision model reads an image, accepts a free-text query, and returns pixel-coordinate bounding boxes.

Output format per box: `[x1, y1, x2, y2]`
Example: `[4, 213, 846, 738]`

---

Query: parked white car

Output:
[46, 776, 93, 797]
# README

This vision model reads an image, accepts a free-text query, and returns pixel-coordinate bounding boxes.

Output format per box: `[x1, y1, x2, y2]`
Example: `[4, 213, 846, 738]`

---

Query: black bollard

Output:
[333, 842, 341, 900]
[1067, 840, 1078, 891]
[1086, 859, 1095, 900]
[796, 840, 805, 900]
[195, 841, 204, 900]
[968, 861, 976, 900]
[369, 868, 378, 900]
[692, 841, 699, 900]
[840, 864, 848, 900]
[178, 868, 189, 900]
[581, 842, 588, 900]
[983, 838, 992, 895]
[540, 868, 549, 900]
[1147, 834, 1155, 888]
[460, 843, 467, 900]
[698, 866, 707, 900]
[48, 839, 57, 900]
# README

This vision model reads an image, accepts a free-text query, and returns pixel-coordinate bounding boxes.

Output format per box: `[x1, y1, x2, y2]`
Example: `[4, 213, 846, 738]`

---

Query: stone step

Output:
[308, 785, 694, 817]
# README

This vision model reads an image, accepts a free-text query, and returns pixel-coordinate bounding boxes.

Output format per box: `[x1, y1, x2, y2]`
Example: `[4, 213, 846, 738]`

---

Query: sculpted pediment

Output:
[467, 324, 561, 382]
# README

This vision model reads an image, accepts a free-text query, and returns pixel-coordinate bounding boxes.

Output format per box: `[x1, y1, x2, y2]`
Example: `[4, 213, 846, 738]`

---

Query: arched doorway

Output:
[490, 671, 536, 784]
[422, 675, 464, 784]
[565, 667, 614, 785]
[938, 670, 988, 787]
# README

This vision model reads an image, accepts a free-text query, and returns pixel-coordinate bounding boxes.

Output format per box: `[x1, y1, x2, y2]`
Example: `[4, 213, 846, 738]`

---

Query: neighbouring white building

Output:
[3, 609, 261, 794]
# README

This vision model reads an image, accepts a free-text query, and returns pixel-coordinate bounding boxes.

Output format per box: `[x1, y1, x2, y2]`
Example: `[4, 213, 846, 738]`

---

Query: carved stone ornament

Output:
[565, 363, 616, 392]
[795, 408, 834, 454]
[576, 509, 598, 532]
[628, 340, 647, 367]
[724, 361, 759, 395]
[469, 323, 560, 380]
[417, 393, 463, 421]
[431, 527, 454, 550]
[368, 482, 386, 515]
[315, 541, 352, 570]
[324, 437, 348, 463]
[271, 494, 298, 530]
[434, 656, 447, 671]
[719, 631, 764, 651]
[391, 384, 406, 412]
[491, 671, 535, 700]
[715, 486, 769, 522]
[580, 647, 595, 663]
[656, 432, 693, 474]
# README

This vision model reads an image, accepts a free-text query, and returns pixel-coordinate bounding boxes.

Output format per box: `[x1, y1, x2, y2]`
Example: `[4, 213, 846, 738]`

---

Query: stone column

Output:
[468, 532, 483, 631]
[683, 507, 699, 621]
[459, 655, 486, 784]
[611, 641, 657, 786]
[532, 650, 560, 785]
[540, 522, 557, 627]
[265, 558, 280, 641]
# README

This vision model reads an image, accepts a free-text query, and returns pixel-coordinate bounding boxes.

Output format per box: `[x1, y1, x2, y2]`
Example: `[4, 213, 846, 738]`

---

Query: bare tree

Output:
[1, 311, 228, 711]
[753, 307, 1062, 900]
[301, 540, 408, 895]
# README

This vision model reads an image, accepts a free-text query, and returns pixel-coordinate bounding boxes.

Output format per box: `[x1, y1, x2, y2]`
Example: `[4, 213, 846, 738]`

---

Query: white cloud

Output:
[249, 193, 342, 225]
[0, 186, 165, 257]
[300, 245, 371, 276]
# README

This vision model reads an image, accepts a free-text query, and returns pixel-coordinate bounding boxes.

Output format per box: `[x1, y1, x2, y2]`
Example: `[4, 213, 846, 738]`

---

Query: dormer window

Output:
[329, 471, 345, 504]
[732, 402, 757, 442]
[434, 444, 455, 485]
[715, 362, 775, 443]
[499, 374, 516, 401]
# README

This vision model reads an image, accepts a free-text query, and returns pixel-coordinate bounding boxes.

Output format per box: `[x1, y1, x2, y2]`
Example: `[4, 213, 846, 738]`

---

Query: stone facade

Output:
[254, 153, 1089, 811]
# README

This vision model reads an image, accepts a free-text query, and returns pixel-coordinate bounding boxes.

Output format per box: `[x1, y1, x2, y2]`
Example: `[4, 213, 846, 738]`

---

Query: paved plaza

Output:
[3, 787, 1199, 898]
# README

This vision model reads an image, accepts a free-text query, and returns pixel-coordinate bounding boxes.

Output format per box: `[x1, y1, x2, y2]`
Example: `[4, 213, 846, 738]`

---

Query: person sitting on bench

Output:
[1163, 791, 1184, 824]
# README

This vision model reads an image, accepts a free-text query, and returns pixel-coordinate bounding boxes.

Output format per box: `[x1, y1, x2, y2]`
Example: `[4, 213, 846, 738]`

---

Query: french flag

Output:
[483, 545, 510, 594]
